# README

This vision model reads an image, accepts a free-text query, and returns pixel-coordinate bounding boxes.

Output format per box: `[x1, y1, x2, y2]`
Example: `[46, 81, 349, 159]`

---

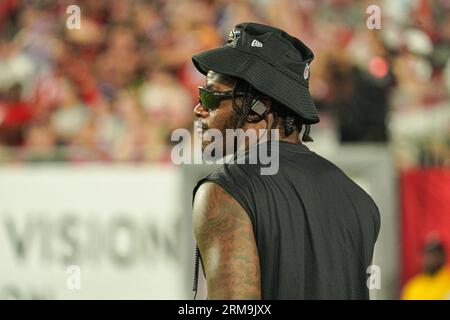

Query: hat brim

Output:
[192, 45, 319, 124]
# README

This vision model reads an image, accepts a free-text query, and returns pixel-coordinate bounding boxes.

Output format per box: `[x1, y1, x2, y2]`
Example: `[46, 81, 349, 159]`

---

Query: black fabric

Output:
[193, 141, 380, 299]
[192, 22, 319, 124]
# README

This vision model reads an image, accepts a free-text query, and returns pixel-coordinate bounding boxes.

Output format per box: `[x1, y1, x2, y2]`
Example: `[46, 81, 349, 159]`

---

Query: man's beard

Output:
[201, 113, 241, 155]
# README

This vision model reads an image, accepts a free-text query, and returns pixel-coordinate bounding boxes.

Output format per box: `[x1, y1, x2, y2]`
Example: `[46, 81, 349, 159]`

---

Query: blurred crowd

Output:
[0, 0, 449, 165]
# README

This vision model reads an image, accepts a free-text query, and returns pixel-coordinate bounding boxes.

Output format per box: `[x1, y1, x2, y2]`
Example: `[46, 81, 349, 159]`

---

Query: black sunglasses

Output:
[198, 86, 244, 111]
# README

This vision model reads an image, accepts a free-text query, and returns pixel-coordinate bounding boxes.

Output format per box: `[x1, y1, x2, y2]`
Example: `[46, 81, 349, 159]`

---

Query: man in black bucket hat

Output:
[192, 22, 380, 300]
[193, 22, 319, 126]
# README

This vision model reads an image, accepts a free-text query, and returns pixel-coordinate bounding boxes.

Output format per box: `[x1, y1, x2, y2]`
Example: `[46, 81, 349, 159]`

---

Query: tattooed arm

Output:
[192, 181, 261, 299]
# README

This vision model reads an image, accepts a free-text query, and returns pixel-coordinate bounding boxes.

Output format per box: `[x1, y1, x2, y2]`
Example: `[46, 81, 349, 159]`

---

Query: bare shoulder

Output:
[193, 182, 248, 232]
[192, 181, 261, 299]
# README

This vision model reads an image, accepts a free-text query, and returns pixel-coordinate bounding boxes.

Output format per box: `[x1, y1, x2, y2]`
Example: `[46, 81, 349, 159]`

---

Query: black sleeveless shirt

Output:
[193, 141, 380, 299]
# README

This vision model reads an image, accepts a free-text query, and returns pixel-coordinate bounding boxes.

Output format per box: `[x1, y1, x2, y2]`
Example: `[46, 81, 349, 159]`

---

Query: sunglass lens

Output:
[199, 88, 219, 110]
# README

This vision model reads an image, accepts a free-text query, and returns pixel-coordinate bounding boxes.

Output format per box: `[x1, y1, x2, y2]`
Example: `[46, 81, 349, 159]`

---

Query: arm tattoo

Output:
[193, 182, 261, 299]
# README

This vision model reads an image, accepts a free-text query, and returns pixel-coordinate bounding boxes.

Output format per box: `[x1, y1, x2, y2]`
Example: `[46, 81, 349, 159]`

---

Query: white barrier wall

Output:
[0, 165, 187, 299]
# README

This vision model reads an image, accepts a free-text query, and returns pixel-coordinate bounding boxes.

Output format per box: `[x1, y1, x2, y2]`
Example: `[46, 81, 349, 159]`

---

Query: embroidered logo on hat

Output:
[303, 63, 310, 80]
[251, 39, 263, 47]
[228, 28, 240, 41]
[227, 28, 241, 47]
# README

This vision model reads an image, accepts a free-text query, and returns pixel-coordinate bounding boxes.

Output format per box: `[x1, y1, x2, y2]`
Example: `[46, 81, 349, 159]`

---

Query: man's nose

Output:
[194, 103, 209, 118]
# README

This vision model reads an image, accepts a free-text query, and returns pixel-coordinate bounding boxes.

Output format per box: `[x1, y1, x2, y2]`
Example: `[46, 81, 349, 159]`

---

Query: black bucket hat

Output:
[192, 22, 319, 124]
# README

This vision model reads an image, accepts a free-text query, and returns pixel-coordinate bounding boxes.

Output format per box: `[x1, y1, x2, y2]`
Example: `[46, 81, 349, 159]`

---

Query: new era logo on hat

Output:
[251, 39, 263, 47]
